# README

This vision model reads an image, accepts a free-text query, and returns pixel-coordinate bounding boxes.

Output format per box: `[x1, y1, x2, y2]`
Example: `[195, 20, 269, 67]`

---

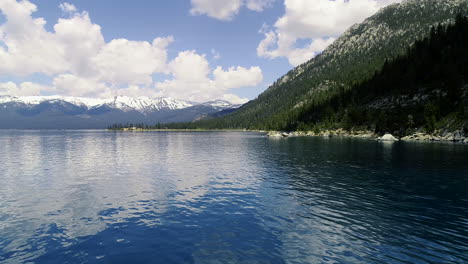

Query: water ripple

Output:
[0, 131, 467, 263]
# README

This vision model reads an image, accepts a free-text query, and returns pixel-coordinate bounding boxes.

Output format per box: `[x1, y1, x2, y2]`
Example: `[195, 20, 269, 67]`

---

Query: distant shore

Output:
[107, 128, 261, 132]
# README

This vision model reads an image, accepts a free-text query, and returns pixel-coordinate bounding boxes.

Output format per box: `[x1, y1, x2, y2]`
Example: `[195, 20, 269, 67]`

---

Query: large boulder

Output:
[378, 134, 399, 141]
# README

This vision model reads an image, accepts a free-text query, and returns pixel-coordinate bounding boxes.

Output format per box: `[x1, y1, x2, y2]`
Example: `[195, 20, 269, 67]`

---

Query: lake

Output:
[0, 130, 467, 264]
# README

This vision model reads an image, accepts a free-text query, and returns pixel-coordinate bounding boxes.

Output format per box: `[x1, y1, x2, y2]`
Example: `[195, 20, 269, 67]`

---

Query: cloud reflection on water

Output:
[0, 131, 467, 263]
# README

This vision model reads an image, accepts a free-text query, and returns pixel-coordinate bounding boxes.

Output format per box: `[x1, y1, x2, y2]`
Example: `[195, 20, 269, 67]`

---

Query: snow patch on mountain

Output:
[103, 96, 194, 112]
[202, 100, 242, 109]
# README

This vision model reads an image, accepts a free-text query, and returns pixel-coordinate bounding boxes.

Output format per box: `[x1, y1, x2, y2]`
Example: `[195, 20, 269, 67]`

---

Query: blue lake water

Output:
[0, 130, 467, 264]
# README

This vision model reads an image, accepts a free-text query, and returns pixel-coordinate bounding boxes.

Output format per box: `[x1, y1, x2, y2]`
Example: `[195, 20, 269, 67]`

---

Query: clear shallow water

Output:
[0, 131, 467, 264]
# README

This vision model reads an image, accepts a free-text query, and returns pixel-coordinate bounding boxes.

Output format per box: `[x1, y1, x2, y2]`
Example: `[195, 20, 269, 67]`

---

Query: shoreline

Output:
[107, 128, 259, 132]
[107, 127, 467, 144]
[266, 129, 468, 144]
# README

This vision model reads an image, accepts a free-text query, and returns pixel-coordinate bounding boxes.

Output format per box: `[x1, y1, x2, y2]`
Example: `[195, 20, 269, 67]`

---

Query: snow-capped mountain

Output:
[0, 95, 242, 129]
[103, 96, 194, 113]
[0, 95, 195, 113]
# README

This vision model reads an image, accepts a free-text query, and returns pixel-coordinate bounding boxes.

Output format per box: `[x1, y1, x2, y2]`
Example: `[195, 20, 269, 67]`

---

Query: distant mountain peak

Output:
[0, 95, 243, 128]
[202, 100, 242, 109]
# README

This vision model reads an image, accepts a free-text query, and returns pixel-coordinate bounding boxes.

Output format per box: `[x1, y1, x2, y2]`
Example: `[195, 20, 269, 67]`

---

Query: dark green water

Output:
[0, 131, 467, 263]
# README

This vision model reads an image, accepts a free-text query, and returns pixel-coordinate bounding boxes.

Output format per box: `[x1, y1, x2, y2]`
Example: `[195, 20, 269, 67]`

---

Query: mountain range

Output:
[0, 95, 240, 129]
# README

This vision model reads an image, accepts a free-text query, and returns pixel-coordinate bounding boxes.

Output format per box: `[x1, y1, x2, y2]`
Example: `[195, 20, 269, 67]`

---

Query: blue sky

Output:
[0, 0, 401, 103]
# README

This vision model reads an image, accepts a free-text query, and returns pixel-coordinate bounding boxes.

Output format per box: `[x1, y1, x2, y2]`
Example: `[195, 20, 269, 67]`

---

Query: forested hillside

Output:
[293, 14, 468, 136]
[160, 0, 467, 134]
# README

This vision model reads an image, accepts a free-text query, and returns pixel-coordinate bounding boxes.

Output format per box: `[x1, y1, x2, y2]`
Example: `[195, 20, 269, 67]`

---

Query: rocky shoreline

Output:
[266, 128, 468, 144]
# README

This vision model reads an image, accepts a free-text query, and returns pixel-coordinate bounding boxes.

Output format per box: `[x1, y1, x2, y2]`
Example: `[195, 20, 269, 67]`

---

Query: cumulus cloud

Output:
[54, 11, 105, 76]
[0, 0, 173, 81]
[0, 0, 68, 75]
[52, 74, 109, 98]
[92, 37, 173, 85]
[0, 0, 261, 103]
[190, 0, 274, 20]
[258, 0, 402, 66]
[0, 82, 51, 96]
[213, 66, 263, 90]
[0, 1, 105, 76]
[156, 50, 262, 102]
[190, 0, 242, 20]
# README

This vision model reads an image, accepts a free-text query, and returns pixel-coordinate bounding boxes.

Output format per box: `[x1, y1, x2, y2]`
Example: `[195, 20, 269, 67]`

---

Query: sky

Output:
[0, 0, 402, 103]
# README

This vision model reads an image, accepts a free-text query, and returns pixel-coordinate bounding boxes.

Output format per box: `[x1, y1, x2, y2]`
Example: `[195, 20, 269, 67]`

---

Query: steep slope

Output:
[210, 0, 468, 130]
[294, 14, 468, 136]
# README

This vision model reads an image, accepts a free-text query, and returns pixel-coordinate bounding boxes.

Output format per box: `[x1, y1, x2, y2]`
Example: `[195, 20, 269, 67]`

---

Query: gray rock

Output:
[267, 132, 283, 138]
[378, 134, 398, 141]
[453, 131, 463, 142]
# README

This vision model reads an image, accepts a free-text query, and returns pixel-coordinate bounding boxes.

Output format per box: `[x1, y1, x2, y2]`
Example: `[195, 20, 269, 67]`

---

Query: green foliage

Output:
[293, 14, 468, 134]
[424, 101, 440, 132]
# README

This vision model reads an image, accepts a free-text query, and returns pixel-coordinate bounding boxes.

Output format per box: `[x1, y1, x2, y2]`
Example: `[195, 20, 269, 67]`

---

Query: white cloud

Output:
[0, 1, 104, 76]
[221, 94, 249, 104]
[213, 66, 263, 90]
[92, 37, 173, 85]
[108, 85, 160, 98]
[245, 0, 274, 11]
[257, 0, 402, 66]
[190, 0, 242, 21]
[190, 0, 273, 20]
[53, 75, 163, 99]
[0, 81, 50, 96]
[0, 0, 68, 75]
[59, 2, 77, 14]
[0, 0, 173, 94]
[156, 50, 262, 102]
[0, 0, 263, 103]
[156, 51, 215, 102]
[54, 12, 105, 77]
[53, 74, 109, 98]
